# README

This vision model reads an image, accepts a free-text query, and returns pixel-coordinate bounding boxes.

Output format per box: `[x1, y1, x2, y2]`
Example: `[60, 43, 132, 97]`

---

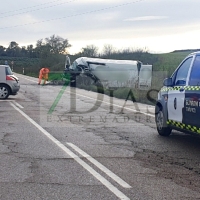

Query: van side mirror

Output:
[163, 78, 173, 86]
[65, 55, 71, 69]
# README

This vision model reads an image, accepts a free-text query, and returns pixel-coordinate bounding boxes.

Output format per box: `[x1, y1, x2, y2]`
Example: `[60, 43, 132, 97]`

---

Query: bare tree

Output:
[81, 45, 98, 57]
[102, 44, 116, 56]
[36, 39, 43, 48]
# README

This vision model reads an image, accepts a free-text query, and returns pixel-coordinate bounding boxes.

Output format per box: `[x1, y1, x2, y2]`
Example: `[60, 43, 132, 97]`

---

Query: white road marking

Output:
[17, 75, 37, 83]
[14, 101, 24, 109]
[67, 142, 132, 189]
[10, 102, 130, 200]
[0, 100, 14, 102]
[0, 99, 23, 108]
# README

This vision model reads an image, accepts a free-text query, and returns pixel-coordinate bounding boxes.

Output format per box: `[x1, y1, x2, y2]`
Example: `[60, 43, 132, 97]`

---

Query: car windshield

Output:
[5, 66, 13, 75]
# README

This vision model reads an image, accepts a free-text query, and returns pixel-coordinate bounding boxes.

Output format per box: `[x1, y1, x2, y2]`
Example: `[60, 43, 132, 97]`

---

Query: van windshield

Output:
[69, 61, 78, 70]
[5, 66, 13, 75]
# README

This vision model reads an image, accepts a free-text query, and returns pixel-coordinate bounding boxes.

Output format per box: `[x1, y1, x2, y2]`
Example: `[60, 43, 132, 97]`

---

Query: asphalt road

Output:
[1, 73, 200, 200]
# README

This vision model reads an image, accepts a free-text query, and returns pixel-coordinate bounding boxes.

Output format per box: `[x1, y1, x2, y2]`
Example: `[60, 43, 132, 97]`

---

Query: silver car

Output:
[0, 65, 20, 99]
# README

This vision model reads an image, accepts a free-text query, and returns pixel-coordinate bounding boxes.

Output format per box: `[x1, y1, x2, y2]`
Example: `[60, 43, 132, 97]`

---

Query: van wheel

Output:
[156, 108, 172, 136]
[0, 84, 10, 99]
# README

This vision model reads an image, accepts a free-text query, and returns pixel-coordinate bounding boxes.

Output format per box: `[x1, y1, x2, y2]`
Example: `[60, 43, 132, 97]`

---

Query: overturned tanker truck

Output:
[64, 56, 152, 90]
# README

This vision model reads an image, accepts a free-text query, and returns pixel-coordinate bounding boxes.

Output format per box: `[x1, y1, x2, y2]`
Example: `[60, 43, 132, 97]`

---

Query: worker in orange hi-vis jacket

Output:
[38, 68, 50, 85]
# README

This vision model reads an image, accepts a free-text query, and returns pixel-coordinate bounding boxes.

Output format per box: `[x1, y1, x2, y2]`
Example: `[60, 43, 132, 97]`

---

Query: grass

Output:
[153, 51, 193, 74]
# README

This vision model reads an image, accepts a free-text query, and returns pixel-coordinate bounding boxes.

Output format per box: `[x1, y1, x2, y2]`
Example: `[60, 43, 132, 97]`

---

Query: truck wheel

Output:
[155, 108, 172, 136]
[0, 84, 10, 99]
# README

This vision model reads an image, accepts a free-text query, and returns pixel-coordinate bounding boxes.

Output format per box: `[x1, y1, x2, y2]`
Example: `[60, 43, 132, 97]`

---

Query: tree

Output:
[102, 44, 116, 57]
[34, 35, 71, 60]
[36, 39, 43, 48]
[6, 41, 21, 57]
[35, 39, 52, 59]
[8, 41, 19, 49]
[26, 44, 38, 58]
[0, 46, 6, 56]
[80, 45, 98, 57]
[45, 34, 71, 54]
[21, 46, 27, 57]
[33, 35, 71, 68]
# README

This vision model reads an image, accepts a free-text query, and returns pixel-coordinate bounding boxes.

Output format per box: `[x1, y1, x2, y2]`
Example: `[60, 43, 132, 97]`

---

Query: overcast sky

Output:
[0, 0, 200, 54]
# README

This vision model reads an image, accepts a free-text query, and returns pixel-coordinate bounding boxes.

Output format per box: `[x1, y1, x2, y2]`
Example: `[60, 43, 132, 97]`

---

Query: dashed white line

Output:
[10, 102, 130, 200]
[17, 75, 37, 83]
[67, 142, 132, 188]
[14, 101, 24, 109]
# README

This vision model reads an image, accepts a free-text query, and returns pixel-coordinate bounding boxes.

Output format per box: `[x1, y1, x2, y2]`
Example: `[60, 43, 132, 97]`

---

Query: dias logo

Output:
[48, 85, 156, 116]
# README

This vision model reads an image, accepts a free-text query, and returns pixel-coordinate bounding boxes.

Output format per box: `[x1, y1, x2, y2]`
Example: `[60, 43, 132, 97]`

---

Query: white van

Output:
[65, 56, 152, 89]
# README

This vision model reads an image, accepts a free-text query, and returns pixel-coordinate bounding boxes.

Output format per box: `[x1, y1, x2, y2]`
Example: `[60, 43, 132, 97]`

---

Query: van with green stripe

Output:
[155, 51, 200, 136]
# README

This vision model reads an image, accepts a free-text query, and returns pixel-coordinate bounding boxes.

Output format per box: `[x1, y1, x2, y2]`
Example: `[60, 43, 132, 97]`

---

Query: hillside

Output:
[153, 50, 193, 74]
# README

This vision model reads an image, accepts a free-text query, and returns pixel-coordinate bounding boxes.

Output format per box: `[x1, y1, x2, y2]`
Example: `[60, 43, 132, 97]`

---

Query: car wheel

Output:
[0, 84, 10, 99]
[156, 108, 172, 136]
